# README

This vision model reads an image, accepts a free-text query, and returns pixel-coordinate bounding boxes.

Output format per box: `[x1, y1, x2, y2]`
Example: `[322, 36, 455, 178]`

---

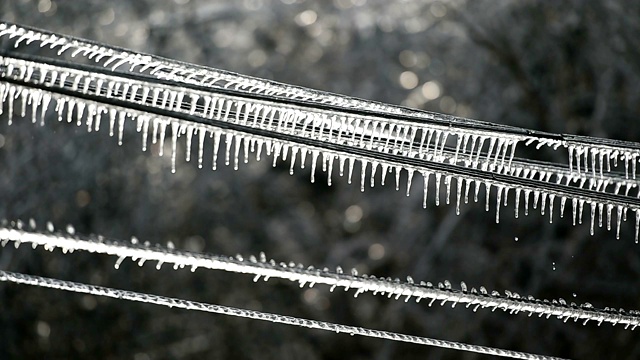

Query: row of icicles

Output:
[1, 80, 640, 241]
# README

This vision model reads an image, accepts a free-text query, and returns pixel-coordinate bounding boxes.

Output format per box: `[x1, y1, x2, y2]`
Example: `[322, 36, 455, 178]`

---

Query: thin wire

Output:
[0, 270, 565, 360]
[2, 227, 637, 330]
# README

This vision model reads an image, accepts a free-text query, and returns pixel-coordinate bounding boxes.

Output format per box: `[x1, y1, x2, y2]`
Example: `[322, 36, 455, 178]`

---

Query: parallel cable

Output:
[0, 270, 565, 360]
[2, 226, 638, 330]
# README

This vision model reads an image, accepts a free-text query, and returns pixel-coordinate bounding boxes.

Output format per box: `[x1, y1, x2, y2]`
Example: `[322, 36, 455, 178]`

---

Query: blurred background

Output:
[1, 0, 640, 359]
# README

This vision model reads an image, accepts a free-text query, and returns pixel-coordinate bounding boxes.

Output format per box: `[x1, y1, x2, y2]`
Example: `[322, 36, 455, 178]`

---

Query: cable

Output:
[0, 270, 565, 360]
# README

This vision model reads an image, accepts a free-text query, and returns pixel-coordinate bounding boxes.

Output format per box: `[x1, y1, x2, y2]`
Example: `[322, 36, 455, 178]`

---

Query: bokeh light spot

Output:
[399, 71, 419, 90]
[368, 243, 385, 260]
[421, 81, 441, 100]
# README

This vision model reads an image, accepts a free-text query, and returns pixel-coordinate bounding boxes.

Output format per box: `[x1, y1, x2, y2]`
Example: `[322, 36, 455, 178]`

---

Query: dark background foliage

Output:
[1, 0, 639, 359]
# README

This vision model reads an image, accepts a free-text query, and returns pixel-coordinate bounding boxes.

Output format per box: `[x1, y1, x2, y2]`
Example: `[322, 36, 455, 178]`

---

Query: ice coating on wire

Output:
[2, 24, 640, 240]
[0, 270, 564, 360]
[2, 21, 639, 184]
[2, 226, 638, 330]
[1, 78, 639, 240]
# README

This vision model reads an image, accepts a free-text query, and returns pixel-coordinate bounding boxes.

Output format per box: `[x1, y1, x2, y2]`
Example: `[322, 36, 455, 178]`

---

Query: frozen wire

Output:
[2, 226, 638, 330]
[0, 270, 565, 360]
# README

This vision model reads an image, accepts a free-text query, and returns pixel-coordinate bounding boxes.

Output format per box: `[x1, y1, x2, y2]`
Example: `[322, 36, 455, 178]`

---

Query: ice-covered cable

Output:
[2, 23, 640, 240]
[3, 21, 639, 184]
[0, 270, 564, 360]
[1, 78, 639, 241]
[2, 226, 638, 330]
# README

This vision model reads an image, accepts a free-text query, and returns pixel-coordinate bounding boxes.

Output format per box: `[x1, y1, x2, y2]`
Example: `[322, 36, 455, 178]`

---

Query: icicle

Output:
[94, 106, 103, 131]
[540, 192, 547, 216]
[548, 194, 555, 223]
[297, 147, 306, 169]
[579, 199, 585, 225]
[0, 84, 6, 116]
[485, 182, 492, 212]
[6, 85, 14, 125]
[635, 209, 640, 243]
[514, 188, 521, 218]
[473, 180, 480, 203]
[406, 168, 415, 196]
[360, 159, 368, 192]
[347, 157, 355, 184]
[30, 90, 41, 124]
[86, 104, 95, 132]
[453, 136, 462, 164]
[444, 175, 452, 205]
[224, 133, 232, 167]
[212, 130, 221, 170]
[422, 171, 431, 208]
[598, 203, 604, 228]
[19, 89, 27, 119]
[616, 205, 623, 240]
[139, 115, 150, 151]
[289, 147, 298, 175]
[185, 125, 194, 162]
[533, 190, 540, 210]
[338, 155, 346, 177]
[327, 154, 334, 186]
[107, 108, 116, 136]
[170, 121, 179, 173]
[434, 173, 442, 206]
[114, 256, 126, 270]
[524, 190, 530, 216]
[40, 93, 50, 126]
[310, 150, 319, 183]
[464, 177, 471, 204]
[590, 203, 596, 235]
[455, 177, 463, 215]
[495, 186, 502, 223]
[380, 164, 388, 186]
[117, 111, 126, 146]
[256, 139, 264, 162]
[76, 101, 84, 126]
[233, 135, 242, 170]
[559, 196, 566, 219]
[370, 162, 378, 188]
[249, 138, 256, 159]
